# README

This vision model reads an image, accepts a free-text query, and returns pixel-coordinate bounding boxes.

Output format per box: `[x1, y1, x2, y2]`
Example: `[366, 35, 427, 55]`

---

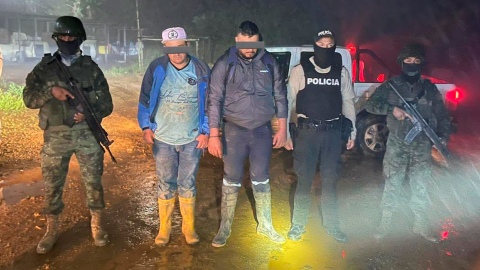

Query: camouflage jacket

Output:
[23, 53, 113, 131]
[365, 76, 450, 142]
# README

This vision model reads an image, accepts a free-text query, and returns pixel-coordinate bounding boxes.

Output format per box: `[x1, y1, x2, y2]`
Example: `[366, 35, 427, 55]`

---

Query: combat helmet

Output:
[52, 16, 87, 41]
[397, 44, 426, 65]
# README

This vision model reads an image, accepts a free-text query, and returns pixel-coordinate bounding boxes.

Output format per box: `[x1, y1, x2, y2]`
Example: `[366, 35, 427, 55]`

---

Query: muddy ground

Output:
[1, 63, 480, 270]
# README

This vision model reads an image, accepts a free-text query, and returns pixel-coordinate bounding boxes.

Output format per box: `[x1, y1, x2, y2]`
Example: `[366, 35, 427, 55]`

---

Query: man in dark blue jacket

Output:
[138, 27, 210, 246]
[207, 21, 288, 247]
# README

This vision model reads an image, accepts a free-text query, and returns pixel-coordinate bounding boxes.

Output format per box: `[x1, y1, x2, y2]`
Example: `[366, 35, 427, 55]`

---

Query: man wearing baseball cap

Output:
[285, 29, 356, 243]
[138, 27, 210, 246]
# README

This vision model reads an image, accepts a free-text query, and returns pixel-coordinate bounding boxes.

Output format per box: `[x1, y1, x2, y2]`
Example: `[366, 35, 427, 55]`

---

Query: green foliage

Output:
[104, 64, 145, 77]
[0, 80, 26, 112]
[143, 42, 164, 65]
[68, 0, 104, 19]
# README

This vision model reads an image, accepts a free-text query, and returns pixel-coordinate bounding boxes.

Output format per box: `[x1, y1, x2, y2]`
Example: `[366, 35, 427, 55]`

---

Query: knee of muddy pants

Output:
[177, 142, 201, 199]
[177, 184, 196, 199]
[41, 154, 71, 215]
[79, 162, 105, 211]
[85, 180, 106, 210]
[157, 181, 178, 200]
[153, 141, 180, 200]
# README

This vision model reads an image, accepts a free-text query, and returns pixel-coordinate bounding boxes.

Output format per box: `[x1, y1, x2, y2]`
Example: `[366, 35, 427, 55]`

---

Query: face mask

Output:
[401, 63, 421, 84]
[313, 44, 336, 69]
[402, 62, 421, 76]
[56, 38, 82, 55]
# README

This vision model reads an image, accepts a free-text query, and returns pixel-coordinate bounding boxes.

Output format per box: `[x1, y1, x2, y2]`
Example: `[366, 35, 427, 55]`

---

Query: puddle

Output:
[1, 180, 44, 205]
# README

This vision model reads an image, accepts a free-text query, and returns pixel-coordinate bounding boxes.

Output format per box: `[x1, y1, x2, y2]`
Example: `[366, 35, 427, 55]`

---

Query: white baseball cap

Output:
[162, 27, 187, 43]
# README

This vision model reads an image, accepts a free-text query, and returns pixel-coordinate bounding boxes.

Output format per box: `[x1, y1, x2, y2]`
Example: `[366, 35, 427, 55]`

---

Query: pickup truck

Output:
[267, 45, 461, 157]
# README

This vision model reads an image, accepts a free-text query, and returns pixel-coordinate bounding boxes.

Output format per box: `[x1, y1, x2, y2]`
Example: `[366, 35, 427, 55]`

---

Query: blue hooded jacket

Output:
[138, 55, 211, 135]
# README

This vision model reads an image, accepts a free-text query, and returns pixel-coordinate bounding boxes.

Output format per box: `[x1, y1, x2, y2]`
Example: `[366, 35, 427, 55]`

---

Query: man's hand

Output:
[346, 139, 355, 150]
[439, 137, 448, 147]
[143, 129, 155, 145]
[208, 137, 223, 158]
[284, 138, 294, 150]
[196, 134, 209, 149]
[393, 106, 412, 121]
[52, 86, 74, 101]
[74, 113, 85, 123]
[273, 130, 287, 149]
[274, 118, 287, 149]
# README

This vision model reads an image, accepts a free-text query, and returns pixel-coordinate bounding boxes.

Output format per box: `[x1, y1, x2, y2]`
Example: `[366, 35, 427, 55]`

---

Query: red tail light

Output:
[376, 73, 385, 82]
[352, 60, 365, 82]
[446, 88, 463, 103]
[348, 45, 357, 54]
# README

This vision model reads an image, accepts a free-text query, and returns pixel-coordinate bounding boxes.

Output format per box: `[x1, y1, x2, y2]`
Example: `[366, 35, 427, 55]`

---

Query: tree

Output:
[68, 0, 104, 19]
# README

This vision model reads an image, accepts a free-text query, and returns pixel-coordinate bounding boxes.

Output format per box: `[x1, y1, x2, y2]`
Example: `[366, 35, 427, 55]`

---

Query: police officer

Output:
[285, 30, 356, 243]
[366, 44, 450, 243]
[23, 16, 113, 254]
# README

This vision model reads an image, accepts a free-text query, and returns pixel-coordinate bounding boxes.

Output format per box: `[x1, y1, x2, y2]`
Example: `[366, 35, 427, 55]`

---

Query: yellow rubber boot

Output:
[179, 197, 200, 245]
[155, 197, 176, 246]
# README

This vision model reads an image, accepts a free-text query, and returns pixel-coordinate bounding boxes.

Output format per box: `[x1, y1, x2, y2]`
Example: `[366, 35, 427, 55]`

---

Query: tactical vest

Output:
[386, 77, 438, 139]
[38, 54, 98, 130]
[296, 60, 342, 121]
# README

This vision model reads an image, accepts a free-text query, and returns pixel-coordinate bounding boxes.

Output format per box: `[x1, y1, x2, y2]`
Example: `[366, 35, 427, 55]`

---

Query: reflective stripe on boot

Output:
[212, 185, 239, 247]
[91, 210, 109, 246]
[37, 214, 59, 254]
[179, 197, 200, 245]
[252, 188, 286, 244]
[156, 197, 175, 246]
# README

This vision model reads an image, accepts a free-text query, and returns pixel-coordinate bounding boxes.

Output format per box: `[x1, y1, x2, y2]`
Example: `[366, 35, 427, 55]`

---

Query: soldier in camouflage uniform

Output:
[23, 16, 113, 254]
[366, 44, 450, 243]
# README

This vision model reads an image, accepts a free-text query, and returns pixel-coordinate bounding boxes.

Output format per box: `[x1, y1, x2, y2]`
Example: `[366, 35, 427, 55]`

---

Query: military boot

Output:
[37, 214, 59, 254]
[212, 185, 239, 248]
[413, 218, 440, 243]
[287, 224, 306, 241]
[179, 197, 200, 245]
[90, 210, 109, 246]
[373, 211, 392, 241]
[252, 187, 286, 244]
[155, 197, 176, 246]
[326, 227, 348, 243]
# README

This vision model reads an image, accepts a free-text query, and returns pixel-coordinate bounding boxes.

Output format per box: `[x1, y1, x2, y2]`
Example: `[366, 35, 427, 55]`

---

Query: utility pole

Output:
[135, 0, 143, 67]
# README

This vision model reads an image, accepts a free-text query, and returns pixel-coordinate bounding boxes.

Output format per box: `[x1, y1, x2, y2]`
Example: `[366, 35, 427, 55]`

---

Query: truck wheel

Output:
[357, 114, 389, 158]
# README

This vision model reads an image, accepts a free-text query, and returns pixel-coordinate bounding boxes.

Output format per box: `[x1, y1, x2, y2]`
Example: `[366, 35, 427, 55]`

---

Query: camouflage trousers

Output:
[381, 135, 432, 231]
[41, 128, 105, 215]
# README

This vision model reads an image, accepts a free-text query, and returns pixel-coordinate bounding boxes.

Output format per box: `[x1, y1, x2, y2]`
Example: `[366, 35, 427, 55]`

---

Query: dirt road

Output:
[1, 70, 480, 270]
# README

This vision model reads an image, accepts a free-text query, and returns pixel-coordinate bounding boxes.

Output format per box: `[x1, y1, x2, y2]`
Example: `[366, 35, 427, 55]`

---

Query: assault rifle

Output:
[54, 55, 117, 163]
[388, 82, 450, 159]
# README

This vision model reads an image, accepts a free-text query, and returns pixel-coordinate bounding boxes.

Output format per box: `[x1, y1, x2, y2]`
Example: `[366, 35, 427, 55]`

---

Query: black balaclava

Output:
[313, 30, 336, 69]
[401, 62, 421, 84]
[56, 38, 82, 55]
[397, 44, 426, 84]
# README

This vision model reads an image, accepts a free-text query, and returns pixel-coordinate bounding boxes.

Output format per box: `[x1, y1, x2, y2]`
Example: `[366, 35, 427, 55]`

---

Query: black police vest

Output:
[296, 61, 343, 121]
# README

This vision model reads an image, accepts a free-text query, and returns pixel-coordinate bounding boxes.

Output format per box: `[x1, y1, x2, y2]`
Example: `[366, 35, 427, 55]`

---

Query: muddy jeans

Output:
[153, 139, 201, 200]
[292, 127, 342, 229]
[222, 121, 272, 191]
[41, 128, 105, 215]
